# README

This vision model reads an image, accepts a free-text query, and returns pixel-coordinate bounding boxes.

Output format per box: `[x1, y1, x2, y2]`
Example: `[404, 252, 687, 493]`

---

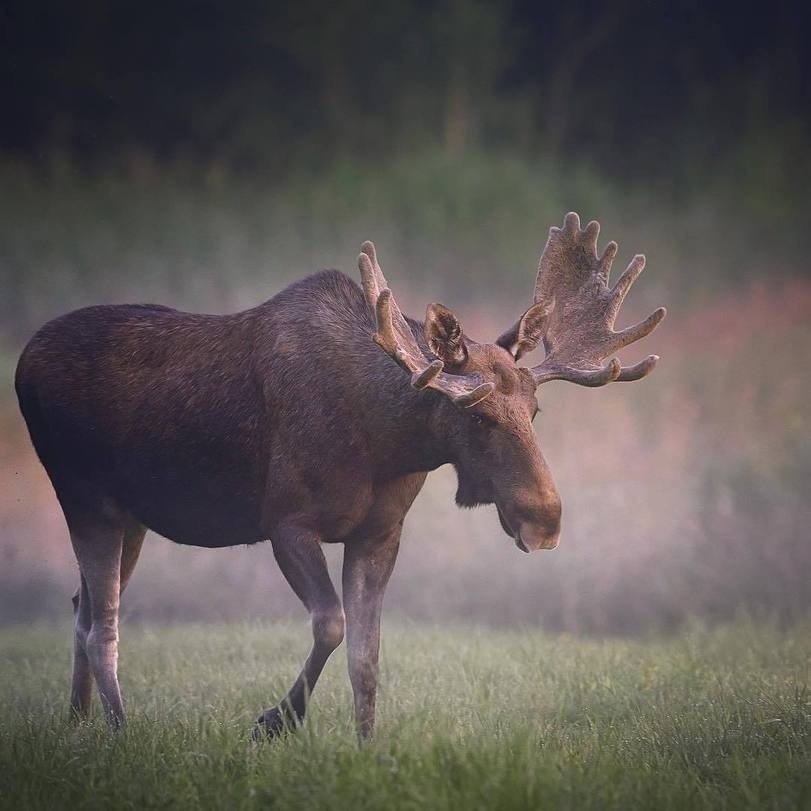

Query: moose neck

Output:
[360, 350, 456, 479]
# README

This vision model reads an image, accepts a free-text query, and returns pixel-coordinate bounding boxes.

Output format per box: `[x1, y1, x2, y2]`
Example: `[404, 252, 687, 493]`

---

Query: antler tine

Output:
[563, 211, 580, 233]
[608, 254, 645, 315]
[610, 307, 667, 352]
[528, 212, 666, 388]
[616, 354, 659, 382]
[534, 358, 622, 387]
[359, 242, 379, 307]
[358, 244, 494, 408]
[582, 219, 600, 257]
[360, 241, 404, 327]
[597, 241, 618, 283]
[359, 249, 409, 347]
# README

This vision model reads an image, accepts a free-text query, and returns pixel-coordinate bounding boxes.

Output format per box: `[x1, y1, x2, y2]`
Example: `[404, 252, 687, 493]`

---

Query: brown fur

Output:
[15, 269, 559, 736]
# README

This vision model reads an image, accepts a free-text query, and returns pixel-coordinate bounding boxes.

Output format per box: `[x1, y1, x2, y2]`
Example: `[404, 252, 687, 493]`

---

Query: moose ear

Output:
[424, 303, 467, 366]
[496, 301, 553, 361]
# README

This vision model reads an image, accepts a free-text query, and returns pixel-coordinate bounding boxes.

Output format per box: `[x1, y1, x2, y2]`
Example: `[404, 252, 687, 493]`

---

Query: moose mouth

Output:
[496, 505, 530, 553]
[496, 503, 563, 552]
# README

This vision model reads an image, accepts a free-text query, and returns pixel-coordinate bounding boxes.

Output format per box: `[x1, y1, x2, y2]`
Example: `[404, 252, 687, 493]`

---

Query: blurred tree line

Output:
[2, 0, 808, 189]
[0, 0, 809, 341]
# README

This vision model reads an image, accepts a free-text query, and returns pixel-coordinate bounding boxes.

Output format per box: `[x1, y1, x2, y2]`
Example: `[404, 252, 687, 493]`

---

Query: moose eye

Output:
[472, 413, 494, 428]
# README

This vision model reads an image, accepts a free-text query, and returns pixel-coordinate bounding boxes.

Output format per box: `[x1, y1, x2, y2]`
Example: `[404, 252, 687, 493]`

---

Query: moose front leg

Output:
[254, 525, 344, 739]
[342, 525, 402, 739]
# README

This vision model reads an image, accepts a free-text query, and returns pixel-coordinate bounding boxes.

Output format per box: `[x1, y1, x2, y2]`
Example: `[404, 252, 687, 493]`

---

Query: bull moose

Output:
[15, 212, 665, 738]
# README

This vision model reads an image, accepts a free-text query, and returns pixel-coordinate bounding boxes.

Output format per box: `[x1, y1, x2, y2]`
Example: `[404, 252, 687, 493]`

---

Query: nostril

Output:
[499, 491, 562, 550]
[517, 520, 560, 551]
[514, 499, 562, 551]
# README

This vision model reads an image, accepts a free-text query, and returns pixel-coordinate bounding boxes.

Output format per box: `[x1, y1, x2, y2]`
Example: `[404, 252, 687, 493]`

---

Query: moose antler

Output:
[358, 242, 494, 408]
[529, 212, 666, 387]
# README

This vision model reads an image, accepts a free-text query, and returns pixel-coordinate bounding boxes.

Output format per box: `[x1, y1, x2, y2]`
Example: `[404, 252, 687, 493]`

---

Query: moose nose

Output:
[516, 521, 560, 552]
[515, 497, 562, 552]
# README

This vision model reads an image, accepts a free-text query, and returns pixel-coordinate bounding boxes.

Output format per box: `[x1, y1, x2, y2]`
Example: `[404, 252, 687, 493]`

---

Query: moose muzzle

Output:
[497, 495, 562, 553]
[514, 516, 561, 552]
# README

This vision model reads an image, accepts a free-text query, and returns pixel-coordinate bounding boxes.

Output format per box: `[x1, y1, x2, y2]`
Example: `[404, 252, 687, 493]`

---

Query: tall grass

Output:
[0, 622, 809, 809]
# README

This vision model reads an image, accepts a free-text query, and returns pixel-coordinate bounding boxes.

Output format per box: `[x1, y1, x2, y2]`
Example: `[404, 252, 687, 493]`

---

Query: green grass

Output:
[1, 622, 809, 810]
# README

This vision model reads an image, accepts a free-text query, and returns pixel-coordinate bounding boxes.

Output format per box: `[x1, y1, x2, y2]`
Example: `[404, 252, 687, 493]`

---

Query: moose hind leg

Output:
[69, 517, 126, 727]
[254, 526, 344, 739]
[120, 523, 146, 594]
[69, 521, 145, 722]
[70, 576, 92, 718]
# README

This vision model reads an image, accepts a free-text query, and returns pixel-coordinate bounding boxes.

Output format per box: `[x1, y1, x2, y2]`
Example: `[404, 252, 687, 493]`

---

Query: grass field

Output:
[0, 622, 809, 809]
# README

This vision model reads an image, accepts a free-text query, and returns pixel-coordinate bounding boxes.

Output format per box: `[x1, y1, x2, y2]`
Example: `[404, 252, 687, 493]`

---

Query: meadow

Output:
[0, 621, 809, 809]
[3, 6, 810, 807]
[1, 149, 808, 809]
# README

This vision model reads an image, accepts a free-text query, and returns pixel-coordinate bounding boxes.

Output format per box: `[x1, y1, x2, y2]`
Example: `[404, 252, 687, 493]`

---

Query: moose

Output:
[15, 212, 665, 738]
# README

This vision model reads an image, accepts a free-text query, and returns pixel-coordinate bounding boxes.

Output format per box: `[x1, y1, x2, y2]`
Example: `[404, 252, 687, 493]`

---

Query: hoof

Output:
[252, 706, 298, 741]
